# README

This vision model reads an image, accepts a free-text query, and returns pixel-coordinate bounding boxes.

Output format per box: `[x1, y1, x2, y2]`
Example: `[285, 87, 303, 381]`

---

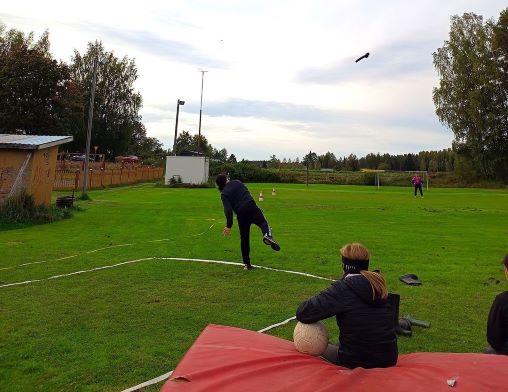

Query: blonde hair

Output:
[340, 243, 388, 301]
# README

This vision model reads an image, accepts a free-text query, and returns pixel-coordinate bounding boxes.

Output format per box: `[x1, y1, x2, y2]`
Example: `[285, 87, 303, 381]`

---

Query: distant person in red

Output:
[485, 254, 508, 355]
[411, 174, 424, 198]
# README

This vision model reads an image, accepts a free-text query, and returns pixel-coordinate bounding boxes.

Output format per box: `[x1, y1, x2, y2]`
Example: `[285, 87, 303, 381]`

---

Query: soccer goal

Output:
[374, 170, 429, 190]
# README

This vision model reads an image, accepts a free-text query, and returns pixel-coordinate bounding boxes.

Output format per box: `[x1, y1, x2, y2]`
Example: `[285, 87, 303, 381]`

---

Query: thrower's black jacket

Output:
[220, 180, 255, 228]
[487, 291, 508, 354]
[296, 274, 398, 369]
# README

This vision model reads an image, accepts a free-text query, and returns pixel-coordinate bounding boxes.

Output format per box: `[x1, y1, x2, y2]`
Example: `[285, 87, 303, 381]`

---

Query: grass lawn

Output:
[1, 182, 507, 391]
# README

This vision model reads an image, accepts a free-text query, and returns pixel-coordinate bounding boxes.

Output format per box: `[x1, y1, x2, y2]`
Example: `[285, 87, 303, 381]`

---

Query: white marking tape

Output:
[0, 258, 154, 288]
[0, 256, 333, 291]
[1, 254, 79, 271]
[0, 279, 42, 288]
[86, 243, 135, 254]
[2, 220, 217, 271]
[159, 257, 242, 267]
[54, 254, 79, 261]
[122, 371, 173, 392]
[121, 315, 299, 392]
[255, 265, 333, 282]
[1, 255, 326, 391]
[189, 222, 217, 237]
[257, 315, 297, 333]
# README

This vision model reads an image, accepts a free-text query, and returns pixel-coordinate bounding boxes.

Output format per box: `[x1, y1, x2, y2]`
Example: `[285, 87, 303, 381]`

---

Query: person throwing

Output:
[216, 174, 280, 270]
[411, 174, 424, 198]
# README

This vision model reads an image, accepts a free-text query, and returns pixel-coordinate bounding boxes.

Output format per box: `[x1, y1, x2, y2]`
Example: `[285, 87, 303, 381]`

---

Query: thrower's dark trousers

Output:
[414, 184, 423, 196]
[237, 201, 271, 265]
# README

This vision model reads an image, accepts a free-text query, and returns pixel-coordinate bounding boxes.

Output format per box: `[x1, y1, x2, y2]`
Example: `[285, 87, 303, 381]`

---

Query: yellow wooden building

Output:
[0, 134, 73, 206]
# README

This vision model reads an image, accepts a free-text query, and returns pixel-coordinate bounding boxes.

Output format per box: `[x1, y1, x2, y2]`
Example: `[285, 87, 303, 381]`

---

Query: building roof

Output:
[0, 134, 73, 150]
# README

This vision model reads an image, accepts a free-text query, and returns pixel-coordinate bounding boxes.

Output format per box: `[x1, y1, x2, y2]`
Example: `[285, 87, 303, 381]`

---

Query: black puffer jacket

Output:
[220, 180, 255, 228]
[487, 291, 508, 354]
[296, 274, 397, 369]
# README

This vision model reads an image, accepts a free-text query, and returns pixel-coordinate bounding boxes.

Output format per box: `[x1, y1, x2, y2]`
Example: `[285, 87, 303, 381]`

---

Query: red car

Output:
[116, 155, 140, 164]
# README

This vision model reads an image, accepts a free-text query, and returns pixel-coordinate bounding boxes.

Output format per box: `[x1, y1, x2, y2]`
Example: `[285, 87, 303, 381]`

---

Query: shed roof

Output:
[0, 134, 73, 150]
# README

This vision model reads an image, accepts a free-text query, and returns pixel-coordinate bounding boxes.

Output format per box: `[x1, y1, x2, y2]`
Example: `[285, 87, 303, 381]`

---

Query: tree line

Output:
[0, 24, 164, 163]
[259, 149, 455, 172]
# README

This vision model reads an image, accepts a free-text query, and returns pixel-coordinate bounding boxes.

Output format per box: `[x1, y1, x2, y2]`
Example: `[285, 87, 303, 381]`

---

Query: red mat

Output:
[161, 324, 508, 392]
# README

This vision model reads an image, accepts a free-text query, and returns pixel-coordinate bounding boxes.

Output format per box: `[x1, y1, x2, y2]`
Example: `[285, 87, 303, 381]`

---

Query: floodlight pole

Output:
[197, 69, 208, 154]
[173, 99, 185, 155]
[82, 56, 99, 197]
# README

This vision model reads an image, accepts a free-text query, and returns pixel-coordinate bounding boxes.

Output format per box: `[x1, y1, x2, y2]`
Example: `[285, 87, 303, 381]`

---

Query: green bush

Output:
[0, 191, 73, 224]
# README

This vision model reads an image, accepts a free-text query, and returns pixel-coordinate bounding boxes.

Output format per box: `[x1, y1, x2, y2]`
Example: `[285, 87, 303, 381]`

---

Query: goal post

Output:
[373, 170, 429, 190]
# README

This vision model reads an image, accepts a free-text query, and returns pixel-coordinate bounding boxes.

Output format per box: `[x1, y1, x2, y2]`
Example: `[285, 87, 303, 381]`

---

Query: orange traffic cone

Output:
[258, 191, 264, 202]
[271, 188, 276, 196]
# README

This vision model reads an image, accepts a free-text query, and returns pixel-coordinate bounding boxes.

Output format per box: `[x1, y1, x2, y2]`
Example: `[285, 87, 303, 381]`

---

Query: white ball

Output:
[293, 321, 329, 356]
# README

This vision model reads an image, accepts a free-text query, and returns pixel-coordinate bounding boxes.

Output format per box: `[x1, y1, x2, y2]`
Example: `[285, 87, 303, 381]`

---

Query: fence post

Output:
[74, 170, 80, 191]
[89, 169, 93, 189]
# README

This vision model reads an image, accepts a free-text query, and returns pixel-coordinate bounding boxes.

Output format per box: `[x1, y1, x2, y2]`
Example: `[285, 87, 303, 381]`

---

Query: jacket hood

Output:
[343, 274, 386, 306]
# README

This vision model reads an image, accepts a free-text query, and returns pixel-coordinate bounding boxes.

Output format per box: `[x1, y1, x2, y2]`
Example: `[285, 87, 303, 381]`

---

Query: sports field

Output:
[1, 183, 507, 391]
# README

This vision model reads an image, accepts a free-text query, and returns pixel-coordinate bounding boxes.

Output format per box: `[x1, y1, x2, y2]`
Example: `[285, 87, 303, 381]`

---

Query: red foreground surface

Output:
[161, 324, 508, 392]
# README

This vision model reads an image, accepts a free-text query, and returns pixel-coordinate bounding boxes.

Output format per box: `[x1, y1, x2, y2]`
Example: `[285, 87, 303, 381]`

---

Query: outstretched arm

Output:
[221, 194, 233, 229]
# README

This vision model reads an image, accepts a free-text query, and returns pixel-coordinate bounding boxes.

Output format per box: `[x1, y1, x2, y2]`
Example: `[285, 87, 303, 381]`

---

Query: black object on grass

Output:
[399, 273, 421, 286]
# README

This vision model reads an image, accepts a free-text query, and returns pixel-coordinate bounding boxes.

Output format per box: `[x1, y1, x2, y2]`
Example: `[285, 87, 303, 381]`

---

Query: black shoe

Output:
[263, 234, 280, 251]
[243, 264, 254, 270]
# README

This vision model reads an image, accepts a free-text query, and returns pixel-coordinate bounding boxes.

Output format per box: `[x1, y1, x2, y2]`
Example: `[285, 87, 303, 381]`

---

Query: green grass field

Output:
[1, 183, 507, 391]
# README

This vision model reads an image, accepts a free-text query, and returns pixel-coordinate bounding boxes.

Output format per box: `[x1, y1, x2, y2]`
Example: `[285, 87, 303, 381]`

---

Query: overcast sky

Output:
[1, 1, 506, 160]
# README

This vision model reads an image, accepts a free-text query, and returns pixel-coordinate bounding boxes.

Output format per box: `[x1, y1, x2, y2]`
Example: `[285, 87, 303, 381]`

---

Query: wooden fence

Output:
[54, 167, 164, 191]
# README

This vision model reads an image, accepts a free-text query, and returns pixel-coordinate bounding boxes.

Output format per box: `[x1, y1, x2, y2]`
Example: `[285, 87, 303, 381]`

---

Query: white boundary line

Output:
[1, 255, 332, 391]
[1, 257, 333, 289]
[1, 219, 217, 271]
[122, 315, 299, 392]
[86, 243, 135, 254]
[122, 371, 174, 392]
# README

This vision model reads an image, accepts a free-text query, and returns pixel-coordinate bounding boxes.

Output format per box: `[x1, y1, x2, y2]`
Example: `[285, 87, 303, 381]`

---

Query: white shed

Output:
[165, 156, 209, 185]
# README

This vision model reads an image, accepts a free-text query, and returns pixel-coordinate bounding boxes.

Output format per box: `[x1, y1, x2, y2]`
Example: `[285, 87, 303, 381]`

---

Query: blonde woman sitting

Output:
[296, 243, 398, 369]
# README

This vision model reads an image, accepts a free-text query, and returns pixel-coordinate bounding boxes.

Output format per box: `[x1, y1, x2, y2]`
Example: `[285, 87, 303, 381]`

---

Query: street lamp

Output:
[82, 56, 101, 197]
[173, 99, 185, 155]
[197, 69, 208, 154]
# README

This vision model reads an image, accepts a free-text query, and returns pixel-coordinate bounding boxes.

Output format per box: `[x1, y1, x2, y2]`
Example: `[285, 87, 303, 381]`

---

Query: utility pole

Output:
[82, 56, 99, 197]
[197, 69, 208, 154]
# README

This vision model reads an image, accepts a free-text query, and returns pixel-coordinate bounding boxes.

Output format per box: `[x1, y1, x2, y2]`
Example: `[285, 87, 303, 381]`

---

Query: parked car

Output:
[115, 155, 140, 164]
[70, 154, 95, 162]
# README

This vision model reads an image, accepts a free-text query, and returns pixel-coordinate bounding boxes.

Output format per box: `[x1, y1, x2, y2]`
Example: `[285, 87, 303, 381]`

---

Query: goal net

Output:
[372, 170, 429, 190]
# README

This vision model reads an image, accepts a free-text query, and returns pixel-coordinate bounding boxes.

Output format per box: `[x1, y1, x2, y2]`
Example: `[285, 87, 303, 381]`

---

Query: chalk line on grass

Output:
[0, 258, 154, 288]
[0, 256, 332, 289]
[86, 243, 135, 254]
[189, 222, 217, 237]
[0, 254, 80, 271]
[2, 219, 218, 271]
[2, 254, 320, 391]
[0, 279, 42, 288]
[121, 314, 299, 392]
[257, 315, 297, 333]
[122, 371, 174, 392]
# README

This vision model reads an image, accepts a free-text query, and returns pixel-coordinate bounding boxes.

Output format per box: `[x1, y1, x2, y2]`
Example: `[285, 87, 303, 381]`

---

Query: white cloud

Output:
[1, 0, 505, 159]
